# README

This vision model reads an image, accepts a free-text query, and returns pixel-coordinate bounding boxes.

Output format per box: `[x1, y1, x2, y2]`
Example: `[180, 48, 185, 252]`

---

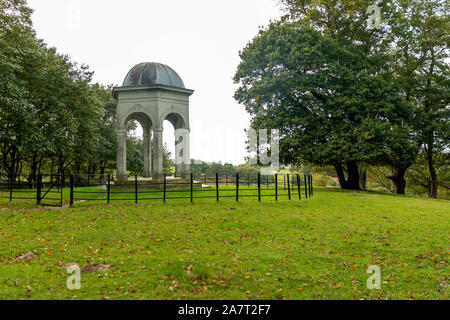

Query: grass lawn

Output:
[0, 187, 448, 300]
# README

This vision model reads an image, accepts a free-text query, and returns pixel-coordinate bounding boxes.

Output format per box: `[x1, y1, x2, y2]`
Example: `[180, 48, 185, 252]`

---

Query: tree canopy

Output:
[234, 0, 448, 195]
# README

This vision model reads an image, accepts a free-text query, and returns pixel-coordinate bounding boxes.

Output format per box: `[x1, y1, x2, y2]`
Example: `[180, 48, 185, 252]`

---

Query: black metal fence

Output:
[0, 173, 64, 206]
[0, 172, 314, 207]
[69, 173, 313, 205]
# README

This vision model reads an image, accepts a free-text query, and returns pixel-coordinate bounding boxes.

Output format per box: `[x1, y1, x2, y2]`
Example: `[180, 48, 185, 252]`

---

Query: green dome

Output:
[123, 62, 185, 88]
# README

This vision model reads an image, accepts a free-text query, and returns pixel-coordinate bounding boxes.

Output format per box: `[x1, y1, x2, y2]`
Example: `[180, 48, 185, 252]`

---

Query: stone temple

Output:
[113, 62, 193, 182]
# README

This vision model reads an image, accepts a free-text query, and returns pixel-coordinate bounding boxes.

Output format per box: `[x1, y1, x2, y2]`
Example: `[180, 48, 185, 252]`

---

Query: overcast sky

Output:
[27, 0, 283, 165]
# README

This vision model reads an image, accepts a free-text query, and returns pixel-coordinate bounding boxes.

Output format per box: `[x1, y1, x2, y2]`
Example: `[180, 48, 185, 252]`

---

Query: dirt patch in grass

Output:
[58, 262, 112, 273]
[13, 252, 37, 262]
[21, 200, 88, 211]
[81, 263, 112, 273]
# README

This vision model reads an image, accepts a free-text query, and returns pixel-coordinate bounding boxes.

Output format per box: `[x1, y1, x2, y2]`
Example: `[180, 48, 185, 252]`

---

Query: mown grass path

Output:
[0, 188, 448, 299]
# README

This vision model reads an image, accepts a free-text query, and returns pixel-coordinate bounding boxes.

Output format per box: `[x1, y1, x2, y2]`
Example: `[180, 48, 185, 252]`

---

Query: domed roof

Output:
[122, 62, 185, 88]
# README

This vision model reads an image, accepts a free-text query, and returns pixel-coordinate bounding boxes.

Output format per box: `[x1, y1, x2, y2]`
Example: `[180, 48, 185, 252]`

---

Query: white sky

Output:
[27, 0, 283, 165]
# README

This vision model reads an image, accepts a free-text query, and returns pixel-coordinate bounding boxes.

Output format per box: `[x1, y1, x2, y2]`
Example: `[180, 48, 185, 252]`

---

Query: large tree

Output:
[0, 0, 36, 176]
[0, 0, 117, 181]
[234, 21, 416, 191]
[281, 0, 449, 196]
[387, 0, 449, 197]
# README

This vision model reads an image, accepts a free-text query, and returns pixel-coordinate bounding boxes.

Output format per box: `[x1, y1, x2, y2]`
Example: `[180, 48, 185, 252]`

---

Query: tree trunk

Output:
[334, 164, 348, 189]
[426, 143, 438, 198]
[436, 181, 450, 189]
[388, 166, 408, 194]
[360, 168, 367, 189]
[334, 162, 361, 190]
[3, 146, 19, 177]
[28, 152, 42, 187]
[345, 161, 361, 190]
[58, 156, 66, 175]
[424, 52, 438, 199]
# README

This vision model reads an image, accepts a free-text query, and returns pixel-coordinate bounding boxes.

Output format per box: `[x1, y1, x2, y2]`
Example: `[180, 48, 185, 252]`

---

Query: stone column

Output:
[143, 130, 152, 177]
[175, 129, 191, 179]
[174, 130, 182, 178]
[183, 130, 191, 179]
[116, 129, 127, 181]
[152, 127, 164, 180]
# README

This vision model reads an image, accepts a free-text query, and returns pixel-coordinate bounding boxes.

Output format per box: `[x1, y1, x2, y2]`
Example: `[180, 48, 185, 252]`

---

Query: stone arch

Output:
[125, 112, 153, 132]
[159, 111, 188, 130]
[116, 111, 154, 178]
[117, 105, 156, 131]
[161, 112, 190, 177]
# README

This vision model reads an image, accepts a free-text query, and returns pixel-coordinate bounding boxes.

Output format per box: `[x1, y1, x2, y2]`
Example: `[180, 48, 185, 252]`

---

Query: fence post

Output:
[236, 173, 239, 202]
[107, 175, 110, 204]
[190, 173, 193, 203]
[204, 174, 207, 186]
[216, 173, 219, 202]
[134, 175, 138, 204]
[248, 175, 250, 188]
[310, 175, 313, 196]
[60, 175, 64, 206]
[275, 174, 278, 201]
[69, 175, 74, 206]
[36, 174, 42, 205]
[307, 175, 309, 197]
[257, 173, 261, 202]
[226, 174, 228, 187]
[163, 174, 167, 203]
[287, 174, 291, 200]
[304, 175, 308, 199]
[311, 175, 313, 196]
[297, 174, 301, 200]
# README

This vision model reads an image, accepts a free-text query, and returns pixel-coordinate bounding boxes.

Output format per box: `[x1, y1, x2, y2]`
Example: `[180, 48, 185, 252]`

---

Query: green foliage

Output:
[234, 0, 449, 195]
[126, 136, 143, 175]
[234, 20, 417, 191]
[162, 143, 174, 175]
[206, 162, 224, 176]
[312, 174, 333, 187]
[190, 160, 209, 177]
[406, 152, 450, 199]
[125, 139, 173, 176]
[234, 164, 261, 178]
[386, 0, 449, 197]
[222, 163, 236, 176]
[0, 0, 116, 180]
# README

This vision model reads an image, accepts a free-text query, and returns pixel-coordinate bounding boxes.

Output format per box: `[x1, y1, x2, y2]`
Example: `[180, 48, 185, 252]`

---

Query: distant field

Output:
[0, 187, 448, 300]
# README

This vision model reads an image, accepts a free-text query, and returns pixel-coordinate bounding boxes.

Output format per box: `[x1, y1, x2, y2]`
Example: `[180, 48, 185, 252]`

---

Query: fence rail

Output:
[0, 172, 314, 206]
[0, 173, 64, 206]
